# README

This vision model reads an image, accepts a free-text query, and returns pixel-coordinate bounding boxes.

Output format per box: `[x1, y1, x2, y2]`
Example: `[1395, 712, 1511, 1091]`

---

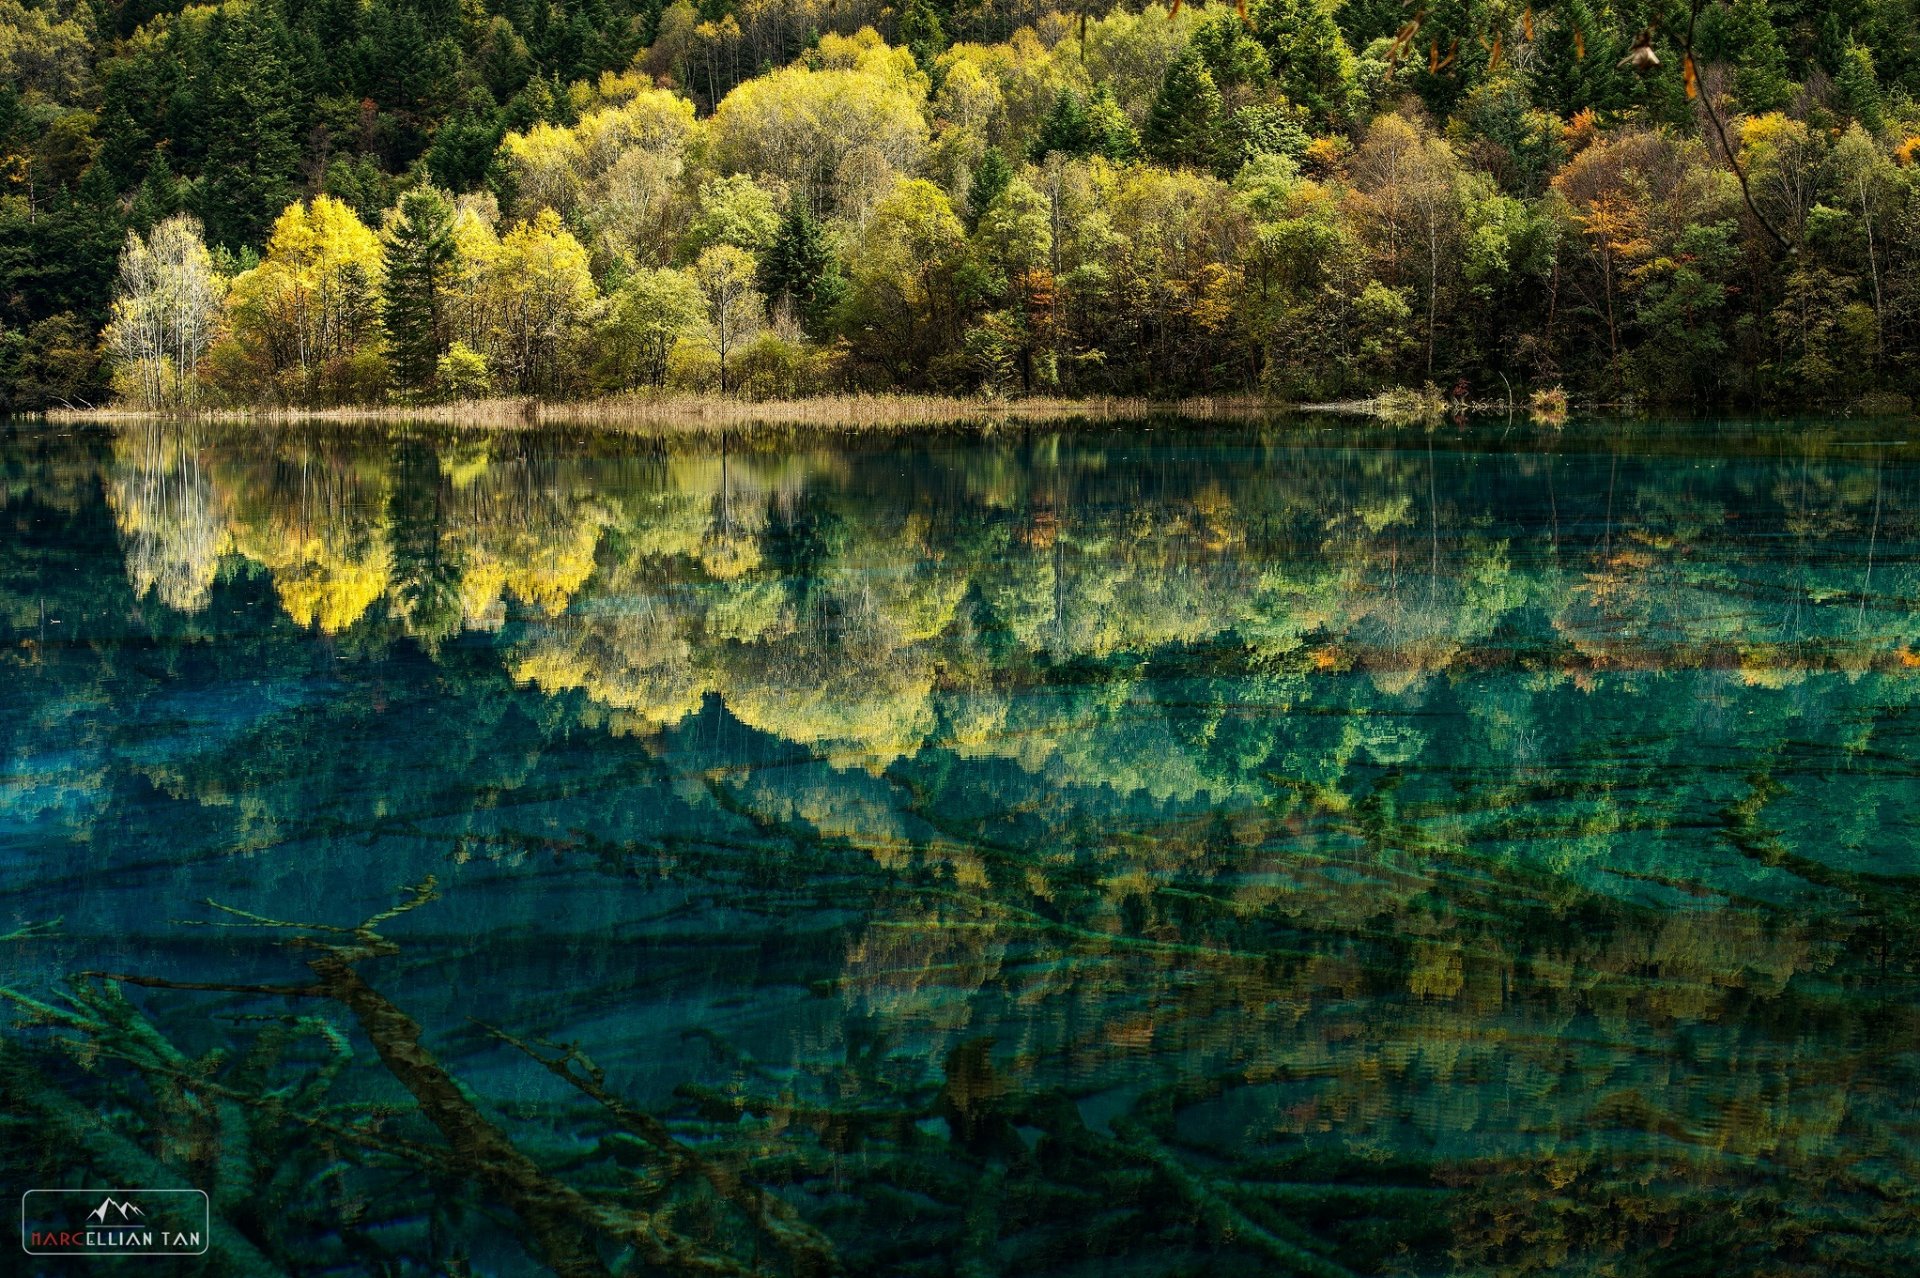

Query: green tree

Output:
[1143, 48, 1224, 168]
[760, 202, 844, 335]
[898, 0, 947, 72]
[1086, 87, 1140, 162]
[686, 174, 781, 255]
[1252, 0, 1358, 126]
[844, 177, 969, 383]
[1035, 88, 1093, 161]
[1833, 39, 1884, 131]
[1191, 9, 1270, 97]
[970, 146, 1014, 227]
[382, 187, 459, 393]
[595, 267, 705, 388]
[1700, 0, 1793, 113]
[1631, 220, 1739, 402]
[198, 5, 300, 250]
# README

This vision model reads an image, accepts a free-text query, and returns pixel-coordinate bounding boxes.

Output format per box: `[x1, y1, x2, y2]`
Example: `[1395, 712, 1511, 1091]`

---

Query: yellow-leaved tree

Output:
[220, 195, 386, 403]
[708, 28, 929, 220]
[499, 85, 700, 271]
[485, 209, 599, 396]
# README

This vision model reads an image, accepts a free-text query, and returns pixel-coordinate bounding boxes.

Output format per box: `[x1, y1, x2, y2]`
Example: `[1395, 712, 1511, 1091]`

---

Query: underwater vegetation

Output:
[2, 417, 1918, 1275]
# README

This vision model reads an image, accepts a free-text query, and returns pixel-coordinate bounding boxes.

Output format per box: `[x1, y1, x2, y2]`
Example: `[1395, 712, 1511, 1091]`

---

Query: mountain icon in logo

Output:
[86, 1198, 145, 1224]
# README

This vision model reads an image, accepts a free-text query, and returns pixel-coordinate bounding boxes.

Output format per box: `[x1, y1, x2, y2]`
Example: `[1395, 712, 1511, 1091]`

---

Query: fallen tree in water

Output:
[9, 881, 839, 1278]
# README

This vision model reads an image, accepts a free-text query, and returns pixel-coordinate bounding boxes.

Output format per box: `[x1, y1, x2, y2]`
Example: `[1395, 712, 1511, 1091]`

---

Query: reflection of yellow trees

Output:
[108, 425, 1920, 778]
[437, 456, 615, 625]
[77, 423, 1920, 1272]
[720, 640, 939, 770]
[513, 605, 709, 733]
[219, 447, 395, 634]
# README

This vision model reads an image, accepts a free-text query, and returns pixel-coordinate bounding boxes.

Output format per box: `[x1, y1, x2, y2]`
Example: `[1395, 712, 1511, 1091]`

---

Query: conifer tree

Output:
[899, 0, 948, 73]
[1721, 0, 1793, 112]
[1035, 89, 1093, 161]
[382, 187, 458, 392]
[1144, 49, 1224, 167]
[761, 202, 843, 336]
[199, 5, 300, 249]
[1253, 0, 1359, 126]
[1087, 86, 1140, 161]
[969, 147, 1014, 228]
[1834, 39, 1885, 132]
[128, 153, 184, 233]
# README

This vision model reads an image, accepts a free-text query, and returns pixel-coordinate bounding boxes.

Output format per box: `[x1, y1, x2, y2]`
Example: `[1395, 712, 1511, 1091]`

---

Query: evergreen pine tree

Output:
[1692, 0, 1792, 112]
[1721, 0, 1793, 112]
[94, 103, 150, 196]
[382, 187, 458, 391]
[969, 147, 1014, 229]
[427, 97, 506, 192]
[761, 202, 843, 336]
[1253, 0, 1360, 125]
[1035, 89, 1093, 160]
[200, 5, 300, 248]
[899, 0, 948, 73]
[129, 153, 185, 233]
[1834, 39, 1885, 130]
[1087, 86, 1140, 161]
[1143, 49, 1224, 167]
[1529, 0, 1632, 118]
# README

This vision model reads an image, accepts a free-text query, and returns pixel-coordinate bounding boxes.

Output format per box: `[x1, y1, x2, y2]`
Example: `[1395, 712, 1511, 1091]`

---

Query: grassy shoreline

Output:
[45, 391, 1287, 432]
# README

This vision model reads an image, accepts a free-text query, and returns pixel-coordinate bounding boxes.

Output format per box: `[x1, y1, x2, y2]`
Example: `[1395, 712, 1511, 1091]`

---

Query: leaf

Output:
[1683, 52, 1697, 99]
[1522, 5, 1533, 40]
[1573, 26, 1584, 58]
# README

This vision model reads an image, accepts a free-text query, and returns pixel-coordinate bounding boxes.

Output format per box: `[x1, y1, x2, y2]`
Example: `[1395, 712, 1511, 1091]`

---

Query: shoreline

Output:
[44, 391, 1289, 432]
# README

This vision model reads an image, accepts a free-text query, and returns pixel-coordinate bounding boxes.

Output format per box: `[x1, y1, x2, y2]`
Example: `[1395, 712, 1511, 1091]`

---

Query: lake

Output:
[2, 416, 1916, 1276]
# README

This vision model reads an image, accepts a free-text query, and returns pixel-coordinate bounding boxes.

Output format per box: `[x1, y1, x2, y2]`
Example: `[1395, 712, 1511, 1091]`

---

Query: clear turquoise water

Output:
[2, 417, 1917, 1276]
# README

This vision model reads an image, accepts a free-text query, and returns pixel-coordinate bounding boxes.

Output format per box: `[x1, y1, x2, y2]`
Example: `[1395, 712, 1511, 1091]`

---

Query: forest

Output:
[4, 0, 1920, 410]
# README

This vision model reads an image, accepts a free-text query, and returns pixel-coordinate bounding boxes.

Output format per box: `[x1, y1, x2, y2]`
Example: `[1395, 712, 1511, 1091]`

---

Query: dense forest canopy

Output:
[5, 0, 1920, 409]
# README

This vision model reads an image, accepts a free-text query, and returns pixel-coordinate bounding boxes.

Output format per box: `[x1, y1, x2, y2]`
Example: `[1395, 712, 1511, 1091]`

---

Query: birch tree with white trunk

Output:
[103, 215, 226, 409]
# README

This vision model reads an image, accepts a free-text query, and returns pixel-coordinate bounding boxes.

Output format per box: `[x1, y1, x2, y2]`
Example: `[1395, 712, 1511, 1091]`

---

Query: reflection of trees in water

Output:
[6, 755, 1912, 1275]
[807, 781, 1915, 1274]
[15, 420, 1915, 1273]
[105, 423, 229, 612]
[99, 422, 1920, 739]
[205, 434, 398, 633]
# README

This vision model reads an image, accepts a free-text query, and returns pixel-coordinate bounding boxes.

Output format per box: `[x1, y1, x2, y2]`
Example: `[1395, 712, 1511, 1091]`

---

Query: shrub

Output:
[436, 342, 493, 400]
[665, 340, 721, 392]
[729, 332, 833, 399]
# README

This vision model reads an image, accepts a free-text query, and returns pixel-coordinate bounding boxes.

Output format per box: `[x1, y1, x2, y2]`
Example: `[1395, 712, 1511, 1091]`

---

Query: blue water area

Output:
[1, 416, 1916, 1276]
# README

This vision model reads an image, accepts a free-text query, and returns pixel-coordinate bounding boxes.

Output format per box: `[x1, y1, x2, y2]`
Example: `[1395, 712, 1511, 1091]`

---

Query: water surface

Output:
[2, 417, 1917, 1276]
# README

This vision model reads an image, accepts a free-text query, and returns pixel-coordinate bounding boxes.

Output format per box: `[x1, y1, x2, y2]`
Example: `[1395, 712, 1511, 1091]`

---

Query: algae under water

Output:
[1, 416, 1917, 1276]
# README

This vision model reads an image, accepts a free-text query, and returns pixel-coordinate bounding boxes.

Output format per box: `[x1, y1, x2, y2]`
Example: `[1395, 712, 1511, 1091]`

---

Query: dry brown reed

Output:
[47, 391, 1283, 434]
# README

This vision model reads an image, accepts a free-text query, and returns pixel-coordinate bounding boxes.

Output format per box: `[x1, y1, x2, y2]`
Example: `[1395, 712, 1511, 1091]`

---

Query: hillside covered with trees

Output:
[5, 0, 1920, 410]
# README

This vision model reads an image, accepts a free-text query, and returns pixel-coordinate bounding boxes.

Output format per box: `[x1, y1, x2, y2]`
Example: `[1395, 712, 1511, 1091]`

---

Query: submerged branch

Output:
[53, 879, 824, 1277]
[482, 1023, 841, 1276]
